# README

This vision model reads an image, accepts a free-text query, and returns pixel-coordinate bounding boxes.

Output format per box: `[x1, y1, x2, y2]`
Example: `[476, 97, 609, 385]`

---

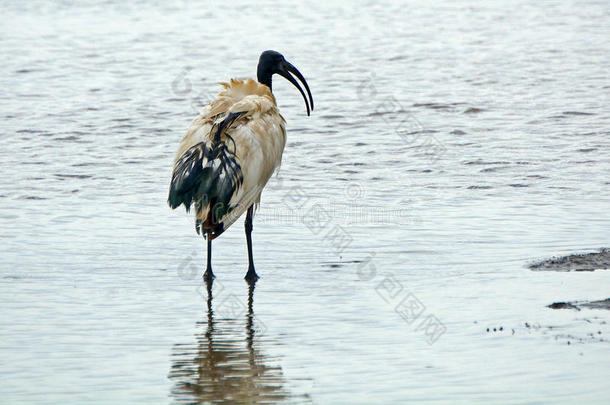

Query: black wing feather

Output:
[168, 112, 246, 221]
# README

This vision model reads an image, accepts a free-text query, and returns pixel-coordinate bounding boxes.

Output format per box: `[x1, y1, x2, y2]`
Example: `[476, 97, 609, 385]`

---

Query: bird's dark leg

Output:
[203, 232, 215, 282]
[244, 205, 259, 283]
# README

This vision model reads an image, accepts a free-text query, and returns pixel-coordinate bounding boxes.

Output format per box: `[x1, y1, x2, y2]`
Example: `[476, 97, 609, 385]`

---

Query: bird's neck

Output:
[257, 68, 273, 91]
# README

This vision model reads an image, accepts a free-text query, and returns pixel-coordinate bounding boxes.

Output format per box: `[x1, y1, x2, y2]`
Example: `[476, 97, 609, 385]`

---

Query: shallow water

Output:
[1, 0, 609, 403]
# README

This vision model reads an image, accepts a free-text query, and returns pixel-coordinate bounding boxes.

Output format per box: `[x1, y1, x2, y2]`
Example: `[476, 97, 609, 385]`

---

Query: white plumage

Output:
[168, 51, 313, 282]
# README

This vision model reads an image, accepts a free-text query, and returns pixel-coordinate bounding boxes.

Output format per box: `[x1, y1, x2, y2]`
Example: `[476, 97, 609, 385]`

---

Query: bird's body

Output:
[169, 79, 286, 239]
[168, 51, 313, 283]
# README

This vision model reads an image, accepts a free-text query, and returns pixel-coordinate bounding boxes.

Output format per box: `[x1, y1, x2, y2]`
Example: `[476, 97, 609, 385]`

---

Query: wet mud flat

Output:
[548, 298, 610, 311]
[514, 249, 610, 346]
[528, 248, 610, 312]
[528, 248, 610, 272]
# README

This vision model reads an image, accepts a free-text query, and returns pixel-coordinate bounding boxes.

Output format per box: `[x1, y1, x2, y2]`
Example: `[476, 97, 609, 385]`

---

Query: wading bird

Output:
[168, 50, 313, 283]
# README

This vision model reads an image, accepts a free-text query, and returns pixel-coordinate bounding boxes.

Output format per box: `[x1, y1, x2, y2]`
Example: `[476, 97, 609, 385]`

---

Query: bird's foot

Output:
[244, 267, 259, 284]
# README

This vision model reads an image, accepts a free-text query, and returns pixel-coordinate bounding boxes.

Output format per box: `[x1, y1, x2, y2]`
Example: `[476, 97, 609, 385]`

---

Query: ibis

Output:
[168, 50, 313, 283]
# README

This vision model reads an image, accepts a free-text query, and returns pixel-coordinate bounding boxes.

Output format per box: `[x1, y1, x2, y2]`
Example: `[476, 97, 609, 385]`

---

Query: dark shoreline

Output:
[548, 298, 610, 311]
[529, 248, 610, 272]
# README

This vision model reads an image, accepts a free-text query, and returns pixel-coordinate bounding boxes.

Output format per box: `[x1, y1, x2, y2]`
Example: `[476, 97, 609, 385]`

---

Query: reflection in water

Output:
[169, 281, 289, 404]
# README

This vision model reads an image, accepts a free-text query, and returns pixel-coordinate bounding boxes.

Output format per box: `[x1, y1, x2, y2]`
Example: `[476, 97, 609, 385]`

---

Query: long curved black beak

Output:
[278, 61, 314, 116]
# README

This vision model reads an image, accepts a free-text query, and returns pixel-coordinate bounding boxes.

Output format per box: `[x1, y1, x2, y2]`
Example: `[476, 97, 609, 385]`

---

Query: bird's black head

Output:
[257, 50, 314, 116]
